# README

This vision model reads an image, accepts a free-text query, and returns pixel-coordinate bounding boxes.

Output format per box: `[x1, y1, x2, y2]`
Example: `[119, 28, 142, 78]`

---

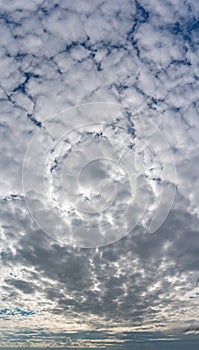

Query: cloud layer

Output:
[0, 0, 199, 347]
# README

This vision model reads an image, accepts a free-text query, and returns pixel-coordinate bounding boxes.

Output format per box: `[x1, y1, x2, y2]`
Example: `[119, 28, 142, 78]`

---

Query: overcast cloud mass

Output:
[0, 0, 199, 349]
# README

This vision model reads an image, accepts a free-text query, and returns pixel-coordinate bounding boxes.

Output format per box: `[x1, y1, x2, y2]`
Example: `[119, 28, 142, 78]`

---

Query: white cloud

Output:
[0, 0, 199, 347]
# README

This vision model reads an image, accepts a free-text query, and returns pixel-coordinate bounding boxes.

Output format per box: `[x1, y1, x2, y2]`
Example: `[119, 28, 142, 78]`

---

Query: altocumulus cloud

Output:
[0, 0, 199, 348]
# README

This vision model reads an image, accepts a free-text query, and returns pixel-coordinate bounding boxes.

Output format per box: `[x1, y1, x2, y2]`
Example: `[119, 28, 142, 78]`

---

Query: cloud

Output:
[0, 0, 199, 347]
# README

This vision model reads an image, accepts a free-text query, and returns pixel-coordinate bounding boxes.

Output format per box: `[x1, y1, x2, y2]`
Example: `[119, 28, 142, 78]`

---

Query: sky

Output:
[0, 0, 199, 348]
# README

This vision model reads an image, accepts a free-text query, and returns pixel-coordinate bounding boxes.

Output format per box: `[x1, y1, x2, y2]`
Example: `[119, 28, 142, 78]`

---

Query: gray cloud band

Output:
[22, 102, 176, 248]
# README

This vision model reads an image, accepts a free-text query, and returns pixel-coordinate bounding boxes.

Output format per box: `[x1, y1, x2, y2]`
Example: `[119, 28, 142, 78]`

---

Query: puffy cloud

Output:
[0, 0, 199, 348]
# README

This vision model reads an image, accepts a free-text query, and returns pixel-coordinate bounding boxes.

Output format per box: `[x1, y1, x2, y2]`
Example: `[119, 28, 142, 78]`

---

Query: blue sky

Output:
[0, 0, 199, 348]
